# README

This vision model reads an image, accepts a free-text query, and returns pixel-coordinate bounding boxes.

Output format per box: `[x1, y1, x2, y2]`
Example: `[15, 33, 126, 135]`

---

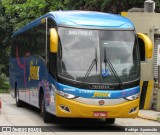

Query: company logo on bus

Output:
[98, 100, 105, 106]
[93, 92, 111, 98]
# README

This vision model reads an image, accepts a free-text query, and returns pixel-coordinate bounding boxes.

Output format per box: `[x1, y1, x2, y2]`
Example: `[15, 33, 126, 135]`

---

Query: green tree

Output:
[155, 0, 160, 12]
[0, 0, 10, 90]
[64, 0, 160, 13]
[2, 0, 63, 31]
[0, 0, 11, 76]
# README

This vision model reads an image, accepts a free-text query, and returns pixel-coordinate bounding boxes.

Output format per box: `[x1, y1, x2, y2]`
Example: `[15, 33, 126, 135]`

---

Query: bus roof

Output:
[13, 11, 135, 36]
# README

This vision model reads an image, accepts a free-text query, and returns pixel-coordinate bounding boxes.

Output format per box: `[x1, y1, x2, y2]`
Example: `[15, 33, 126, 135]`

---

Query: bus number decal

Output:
[68, 30, 92, 36]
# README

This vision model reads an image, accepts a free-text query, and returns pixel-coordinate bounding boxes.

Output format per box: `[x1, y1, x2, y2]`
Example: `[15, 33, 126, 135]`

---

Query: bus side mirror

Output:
[50, 28, 58, 53]
[137, 33, 153, 59]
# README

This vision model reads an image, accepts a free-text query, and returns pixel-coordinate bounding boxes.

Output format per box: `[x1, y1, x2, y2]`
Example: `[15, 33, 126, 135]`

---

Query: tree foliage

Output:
[64, 0, 146, 13]
[2, 0, 160, 32]
[0, 0, 12, 48]
[0, 0, 11, 77]
[155, 0, 160, 12]
[2, 0, 63, 31]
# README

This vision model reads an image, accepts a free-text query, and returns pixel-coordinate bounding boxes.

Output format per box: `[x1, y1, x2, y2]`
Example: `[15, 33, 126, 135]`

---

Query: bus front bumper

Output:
[55, 94, 139, 118]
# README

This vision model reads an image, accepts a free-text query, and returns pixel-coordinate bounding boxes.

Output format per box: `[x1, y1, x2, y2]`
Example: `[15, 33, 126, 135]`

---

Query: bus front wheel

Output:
[105, 118, 115, 124]
[41, 95, 53, 123]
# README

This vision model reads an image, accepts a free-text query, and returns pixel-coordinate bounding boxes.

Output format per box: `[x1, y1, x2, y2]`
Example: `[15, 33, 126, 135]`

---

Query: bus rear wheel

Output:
[105, 118, 115, 124]
[15, 89, 23, 107]
[41, 95, 53, 123]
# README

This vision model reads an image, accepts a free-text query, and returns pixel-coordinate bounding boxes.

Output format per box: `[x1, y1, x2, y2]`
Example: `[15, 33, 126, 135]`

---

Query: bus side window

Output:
[30, 29, 36, 57]
[30, 24, 46, 61]
[24, 31, 31, 58]
[11, 38, 16, 58]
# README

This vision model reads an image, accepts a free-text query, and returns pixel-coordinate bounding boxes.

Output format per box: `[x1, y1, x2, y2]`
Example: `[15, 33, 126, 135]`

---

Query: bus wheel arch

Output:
[39, 86, 53, 123]
[15, 81, 23, 107]
[39, 87, 44, 117]
[14, 81, 17, 98]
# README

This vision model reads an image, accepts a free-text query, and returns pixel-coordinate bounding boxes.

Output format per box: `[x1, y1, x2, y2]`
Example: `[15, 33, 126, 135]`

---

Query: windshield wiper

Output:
[104, 49, 124, 89]
[81, 48, 98, 86]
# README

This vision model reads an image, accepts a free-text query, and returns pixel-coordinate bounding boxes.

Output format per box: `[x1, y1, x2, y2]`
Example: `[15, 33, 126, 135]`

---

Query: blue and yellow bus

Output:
[9, 11, 152, 124]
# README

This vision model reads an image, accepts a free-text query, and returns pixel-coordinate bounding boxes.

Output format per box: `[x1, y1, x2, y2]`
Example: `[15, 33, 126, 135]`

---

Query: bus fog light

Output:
[124, 93, 140, 101]
[60, 105, 71, 112]
[129, 106, 137, 113]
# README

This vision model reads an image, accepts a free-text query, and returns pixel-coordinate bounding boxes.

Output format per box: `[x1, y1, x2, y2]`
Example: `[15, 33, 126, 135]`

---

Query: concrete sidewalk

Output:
[138, 110, 160, 122]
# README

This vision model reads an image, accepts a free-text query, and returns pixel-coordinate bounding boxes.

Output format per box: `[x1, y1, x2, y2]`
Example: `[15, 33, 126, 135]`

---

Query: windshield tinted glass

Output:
[57, 27, 140, 84]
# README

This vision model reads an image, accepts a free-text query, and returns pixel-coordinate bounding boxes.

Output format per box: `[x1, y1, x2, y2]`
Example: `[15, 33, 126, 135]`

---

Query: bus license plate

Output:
[93, 112, 107, 117]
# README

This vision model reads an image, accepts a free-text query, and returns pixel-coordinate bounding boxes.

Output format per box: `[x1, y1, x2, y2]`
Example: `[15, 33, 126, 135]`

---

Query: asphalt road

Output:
[0, 93, 160, 135]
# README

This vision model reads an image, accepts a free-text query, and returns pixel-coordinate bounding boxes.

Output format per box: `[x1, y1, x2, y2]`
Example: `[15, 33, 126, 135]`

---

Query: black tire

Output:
[105, 118, 115, 124]
[39, 97, 43, 117]
[41, 95, 53, 123]
[15, 89, 23, 107]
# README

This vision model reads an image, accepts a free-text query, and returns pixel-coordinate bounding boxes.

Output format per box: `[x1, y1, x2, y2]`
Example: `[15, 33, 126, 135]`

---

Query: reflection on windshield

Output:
[103, 48, 124, 89]
[58, 28, 99, 81]
[101, 41, 135, 77]
[58, 27, 140, 84]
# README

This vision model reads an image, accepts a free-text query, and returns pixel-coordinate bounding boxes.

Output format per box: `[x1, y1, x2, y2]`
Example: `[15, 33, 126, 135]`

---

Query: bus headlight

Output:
[54, 88, 76, 99]
[124, 93, 140, 101]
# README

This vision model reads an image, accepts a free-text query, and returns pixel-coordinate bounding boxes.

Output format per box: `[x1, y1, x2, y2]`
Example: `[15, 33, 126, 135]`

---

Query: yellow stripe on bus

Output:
[144, 80, 154, 110]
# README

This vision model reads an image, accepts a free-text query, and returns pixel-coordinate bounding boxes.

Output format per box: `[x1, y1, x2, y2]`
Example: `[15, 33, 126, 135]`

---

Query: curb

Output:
[137, 114, 159, 122]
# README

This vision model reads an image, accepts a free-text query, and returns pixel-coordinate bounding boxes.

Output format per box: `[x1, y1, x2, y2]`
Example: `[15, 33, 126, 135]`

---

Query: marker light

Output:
[124, 93, 140, 101]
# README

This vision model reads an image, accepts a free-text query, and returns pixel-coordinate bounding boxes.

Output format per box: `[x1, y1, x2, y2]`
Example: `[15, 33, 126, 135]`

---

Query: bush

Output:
[1, 81, 10, 90]
[0, 73, 10, 91]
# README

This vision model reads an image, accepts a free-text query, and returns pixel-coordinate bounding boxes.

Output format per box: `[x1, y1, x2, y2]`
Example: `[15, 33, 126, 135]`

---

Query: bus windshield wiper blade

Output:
[104, 50, 124, 89]
[81, 48, 98, 86]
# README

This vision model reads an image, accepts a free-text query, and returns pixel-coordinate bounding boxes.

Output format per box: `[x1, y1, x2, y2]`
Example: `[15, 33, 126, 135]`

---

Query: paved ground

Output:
[0, 93, 160, 135]
[138, 110, 160, 121]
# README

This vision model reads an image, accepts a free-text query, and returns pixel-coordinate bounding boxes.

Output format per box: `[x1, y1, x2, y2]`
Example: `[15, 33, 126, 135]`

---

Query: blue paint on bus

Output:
[13, 11, 134, 36]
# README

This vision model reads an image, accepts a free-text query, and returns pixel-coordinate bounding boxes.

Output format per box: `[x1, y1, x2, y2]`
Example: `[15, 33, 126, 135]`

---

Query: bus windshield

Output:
[57, 27, 140, 85]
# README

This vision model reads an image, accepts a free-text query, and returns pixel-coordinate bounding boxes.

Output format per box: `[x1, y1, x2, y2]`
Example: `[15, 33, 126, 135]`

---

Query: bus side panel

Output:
[27, 56, 47, 108]
[11, 57, 27, 102]
[37, 75, 56, 115]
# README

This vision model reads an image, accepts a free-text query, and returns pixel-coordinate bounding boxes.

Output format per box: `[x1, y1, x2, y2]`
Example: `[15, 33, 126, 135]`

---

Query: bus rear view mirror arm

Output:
[50, 28, 58, 53]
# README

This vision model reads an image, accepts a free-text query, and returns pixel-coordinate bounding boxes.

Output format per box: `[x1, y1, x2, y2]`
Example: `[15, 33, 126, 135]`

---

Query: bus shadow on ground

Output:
[46, 118, 125, 132]
[13, 102, 125, 132]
